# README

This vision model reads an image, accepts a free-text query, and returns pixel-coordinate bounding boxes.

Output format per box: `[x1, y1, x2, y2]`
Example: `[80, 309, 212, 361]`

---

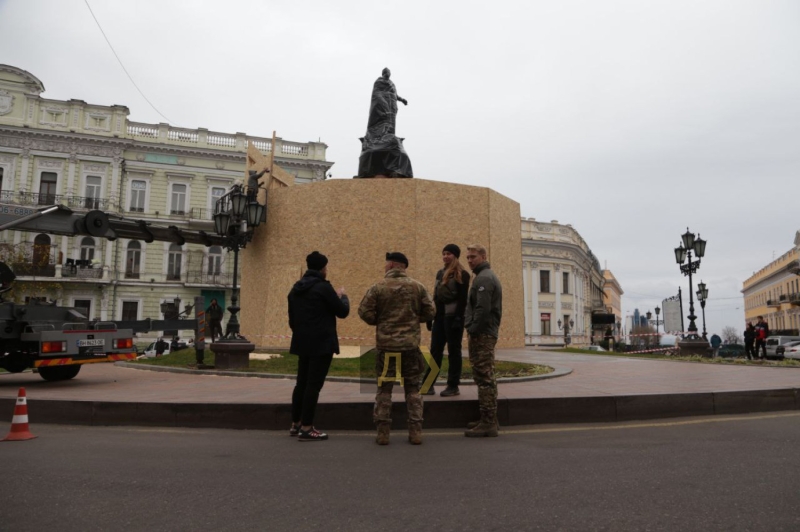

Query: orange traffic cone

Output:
[2, 387, 37, 442]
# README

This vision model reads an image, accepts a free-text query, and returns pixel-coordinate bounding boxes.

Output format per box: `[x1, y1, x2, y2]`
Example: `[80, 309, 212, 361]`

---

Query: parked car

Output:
[766, 336, 800, 358]
[718, 344, 745, 358]
[776, 340, 800, 360]
[141, 339, 188, 358]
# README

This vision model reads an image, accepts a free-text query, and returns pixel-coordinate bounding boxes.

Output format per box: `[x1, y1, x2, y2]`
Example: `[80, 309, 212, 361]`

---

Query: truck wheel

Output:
[0, 355, 29, 373]
[38, 365, 82, 381]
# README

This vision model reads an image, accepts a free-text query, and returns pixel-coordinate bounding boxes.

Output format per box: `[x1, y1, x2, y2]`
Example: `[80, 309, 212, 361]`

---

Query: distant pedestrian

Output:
[287, 251, 349, 442]
[464, 244, 503, 438]
[743, 323, 756, 360]
[710, 333, 722, 358]
[358, 252, 436, 445]
[754, 316, 769, 359]
[155, 337, 168, 356]
[206, 299, 224, 342]
[424, 244, 470, 397]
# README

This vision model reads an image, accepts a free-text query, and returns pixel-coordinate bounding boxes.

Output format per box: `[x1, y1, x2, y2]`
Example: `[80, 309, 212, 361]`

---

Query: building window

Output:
[562, 272, 569, 294]
[167, 244, 183, 280]
[85, 176, 102, 209]
[207, 245, 222, 275]
[121, 301, 138, 321]
[74, 299, 92, 320]
[126, 241, 141, 279]
[540, 270, 550, 293]
[211, 186, 226, 216]
[541, 313, 551, 335]
[130, 180, 146, 212]
[171, 184, 187, 215]
[39, 172, 57, 205]
[80, 237, 95, 263]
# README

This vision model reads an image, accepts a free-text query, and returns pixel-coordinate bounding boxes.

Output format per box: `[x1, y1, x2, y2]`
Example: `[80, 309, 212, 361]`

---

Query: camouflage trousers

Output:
[374, 348, 425, 426]
[468, 334, 498, 415]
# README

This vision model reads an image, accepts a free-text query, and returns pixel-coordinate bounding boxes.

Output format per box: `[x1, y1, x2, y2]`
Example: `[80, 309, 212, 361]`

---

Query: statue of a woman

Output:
[357, 68, 413, 178]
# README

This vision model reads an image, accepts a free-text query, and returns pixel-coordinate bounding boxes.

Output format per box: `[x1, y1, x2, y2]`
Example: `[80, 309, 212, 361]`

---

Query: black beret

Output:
[385, 251, 409, 267]
[306, 251, 328, 271]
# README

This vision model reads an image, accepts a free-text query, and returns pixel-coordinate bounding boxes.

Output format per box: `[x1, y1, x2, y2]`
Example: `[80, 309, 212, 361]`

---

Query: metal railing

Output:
[66, 196, 115, 211]
[189, 207, 213, 221]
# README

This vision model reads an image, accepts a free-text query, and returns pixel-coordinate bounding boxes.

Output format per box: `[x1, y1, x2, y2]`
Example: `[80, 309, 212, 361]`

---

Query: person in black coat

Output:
[287, 251, 349, 441]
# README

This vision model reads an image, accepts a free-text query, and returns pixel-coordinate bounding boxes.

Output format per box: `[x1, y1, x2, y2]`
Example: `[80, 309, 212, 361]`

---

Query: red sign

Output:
[541, 313, 551, 321]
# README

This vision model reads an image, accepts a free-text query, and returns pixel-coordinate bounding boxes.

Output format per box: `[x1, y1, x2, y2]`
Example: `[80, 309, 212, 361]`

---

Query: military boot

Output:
[408, 423, 423, 445]
[376, 423, 391, 445]
[464, 412, 499, 438]
[467, 417, 500, 430]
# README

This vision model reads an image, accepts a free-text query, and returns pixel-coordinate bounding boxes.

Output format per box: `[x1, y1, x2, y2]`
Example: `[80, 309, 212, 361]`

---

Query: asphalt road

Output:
[2, 413, 799, 532]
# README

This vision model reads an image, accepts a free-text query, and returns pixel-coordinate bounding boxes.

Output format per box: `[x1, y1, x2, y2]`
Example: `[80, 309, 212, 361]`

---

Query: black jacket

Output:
[288, 270, 350, 356]
[433, 268, 470, 318]
[465, 261, 503, 338]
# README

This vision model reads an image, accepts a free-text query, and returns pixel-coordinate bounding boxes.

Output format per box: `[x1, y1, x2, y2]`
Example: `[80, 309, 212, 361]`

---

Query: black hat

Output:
[385, 251, 409, 267]
[442, 243, 461, 258]
[306, 251, 328, 271]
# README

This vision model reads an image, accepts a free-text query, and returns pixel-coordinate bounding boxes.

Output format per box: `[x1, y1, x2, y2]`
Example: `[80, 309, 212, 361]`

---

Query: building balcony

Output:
[186, 270, 234, 287]
[10, 191, 119, 212]
[788, 293, 800, 306]
[767, 299, 781, 307]
[126, 122, 326, 161]
[61, 260, 103, 279]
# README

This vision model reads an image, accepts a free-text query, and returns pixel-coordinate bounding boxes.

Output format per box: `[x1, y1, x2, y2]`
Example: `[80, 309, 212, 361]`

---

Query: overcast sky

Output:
[1, 0, 798, 336]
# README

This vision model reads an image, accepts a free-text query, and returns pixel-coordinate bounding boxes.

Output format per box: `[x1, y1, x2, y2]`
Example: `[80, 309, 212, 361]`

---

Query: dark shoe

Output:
[440, 387, 460, 397]
[289, 423, 301, 437]
[466, 419, 481, 429]
[298, 427, 328, 442]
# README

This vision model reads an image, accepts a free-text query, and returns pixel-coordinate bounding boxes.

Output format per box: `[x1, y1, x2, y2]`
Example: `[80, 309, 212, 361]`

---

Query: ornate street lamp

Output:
[696, 281, 708, 340]
[557, 318, 575, 347]
[654, 306, 661, 336]
[674, 228, 706, 339]
[212, 182, 267, 341]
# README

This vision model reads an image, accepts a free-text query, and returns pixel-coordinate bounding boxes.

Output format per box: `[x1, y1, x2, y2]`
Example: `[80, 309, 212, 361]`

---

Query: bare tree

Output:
[721, 326, 740, 344]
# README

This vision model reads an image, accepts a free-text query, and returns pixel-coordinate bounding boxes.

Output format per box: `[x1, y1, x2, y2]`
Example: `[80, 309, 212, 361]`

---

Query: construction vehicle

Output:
[0, 260, 137, 380]
[0, 204, 218, 379]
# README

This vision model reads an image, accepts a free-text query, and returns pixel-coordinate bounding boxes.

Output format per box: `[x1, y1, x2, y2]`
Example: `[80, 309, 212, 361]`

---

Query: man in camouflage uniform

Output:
[358, 252, 436, 445]
[464, 244, 503, 437]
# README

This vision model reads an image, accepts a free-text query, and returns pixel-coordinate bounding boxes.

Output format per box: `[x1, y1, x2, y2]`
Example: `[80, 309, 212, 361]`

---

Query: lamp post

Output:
[654, 306, 661, 337]
[674, 228, 706, 339]
[557, 318, 575, 347]
[696, 281, 708, 340]
[209, 178, 267, 369]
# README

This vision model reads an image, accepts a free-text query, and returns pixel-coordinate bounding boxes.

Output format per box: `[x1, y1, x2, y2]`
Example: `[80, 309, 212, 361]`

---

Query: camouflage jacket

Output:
[465, 261, 503, 338]
[358, 268, 436, 351]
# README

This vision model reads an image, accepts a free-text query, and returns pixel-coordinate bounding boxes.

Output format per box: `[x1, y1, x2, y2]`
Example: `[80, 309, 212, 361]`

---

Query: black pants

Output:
[744, 342, 755, 359]
[209, 319, 223, 341]
[755, 339, 767, 358]
[424, 315, 464, 389]
[291, 353, 333, 426]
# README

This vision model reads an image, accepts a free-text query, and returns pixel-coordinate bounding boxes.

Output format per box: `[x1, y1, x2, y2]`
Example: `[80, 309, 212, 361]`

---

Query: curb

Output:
[113, 361, 572, 384]
[2, 388, 797, 432]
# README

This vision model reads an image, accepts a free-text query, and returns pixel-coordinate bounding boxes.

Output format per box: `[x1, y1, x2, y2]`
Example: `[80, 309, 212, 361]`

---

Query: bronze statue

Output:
[357, 68, 414, 178]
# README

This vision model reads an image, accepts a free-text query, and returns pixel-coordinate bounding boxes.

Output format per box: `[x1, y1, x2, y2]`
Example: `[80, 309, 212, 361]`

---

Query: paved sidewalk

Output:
[1, 349, 799, 430]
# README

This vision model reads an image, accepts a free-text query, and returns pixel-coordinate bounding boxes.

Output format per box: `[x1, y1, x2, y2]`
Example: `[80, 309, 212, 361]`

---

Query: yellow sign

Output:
[377, 352, 404, 386]
[419, 347, 439, 395]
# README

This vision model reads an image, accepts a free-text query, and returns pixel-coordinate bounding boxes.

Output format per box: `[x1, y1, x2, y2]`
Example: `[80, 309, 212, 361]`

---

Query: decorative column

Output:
[531, 262, 540, 335]
[554, 264, 562, 326]
[18, 147, 30, 192]
[110, 152, 122, 208]
[66, 151, 77, 196]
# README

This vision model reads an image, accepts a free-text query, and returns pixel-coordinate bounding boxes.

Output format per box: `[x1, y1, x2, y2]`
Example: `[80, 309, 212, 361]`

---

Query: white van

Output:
[142, 341, 170, 358]
[766, 336, 800, 359]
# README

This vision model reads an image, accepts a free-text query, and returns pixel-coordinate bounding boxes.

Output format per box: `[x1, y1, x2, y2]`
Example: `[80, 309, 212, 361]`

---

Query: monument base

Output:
[678, 337, 711, 358]
[211, 340, 255, 370]
[240, 178, 524, 349]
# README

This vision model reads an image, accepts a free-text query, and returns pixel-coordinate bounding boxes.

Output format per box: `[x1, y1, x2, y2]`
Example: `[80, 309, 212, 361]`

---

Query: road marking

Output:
[338, 411, 800, 437]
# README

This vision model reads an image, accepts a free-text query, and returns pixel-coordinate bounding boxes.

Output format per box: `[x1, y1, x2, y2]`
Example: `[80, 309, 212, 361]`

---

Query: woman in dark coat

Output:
[287, 251, 349, 441]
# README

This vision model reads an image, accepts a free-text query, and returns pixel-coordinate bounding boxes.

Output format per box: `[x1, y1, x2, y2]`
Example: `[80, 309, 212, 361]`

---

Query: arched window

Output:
[32, 234, 51, 267]
[126, 241, 141, 279]
[80, 237, 95, 263]
[207, 246, 222, 276]
[167, 244, 183, 280]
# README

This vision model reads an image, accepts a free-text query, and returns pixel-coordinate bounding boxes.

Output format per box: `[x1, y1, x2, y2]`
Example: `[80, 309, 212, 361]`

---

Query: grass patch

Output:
[557, 348, 800, 366]
[131, 348, 553, 379]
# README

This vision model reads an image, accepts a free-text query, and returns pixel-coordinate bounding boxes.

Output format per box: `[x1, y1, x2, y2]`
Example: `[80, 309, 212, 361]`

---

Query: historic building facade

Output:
[741, 231, 800, 334]
[602, 269, 624, 339]
[0, 64, 332, 332]
[521, 218, 610, 347]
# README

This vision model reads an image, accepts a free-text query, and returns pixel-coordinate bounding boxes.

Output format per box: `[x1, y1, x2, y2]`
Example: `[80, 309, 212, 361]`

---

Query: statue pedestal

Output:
[211, 340, 254, 370]
[240, 178, 525, 349]
[678, 337, 711, 358]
